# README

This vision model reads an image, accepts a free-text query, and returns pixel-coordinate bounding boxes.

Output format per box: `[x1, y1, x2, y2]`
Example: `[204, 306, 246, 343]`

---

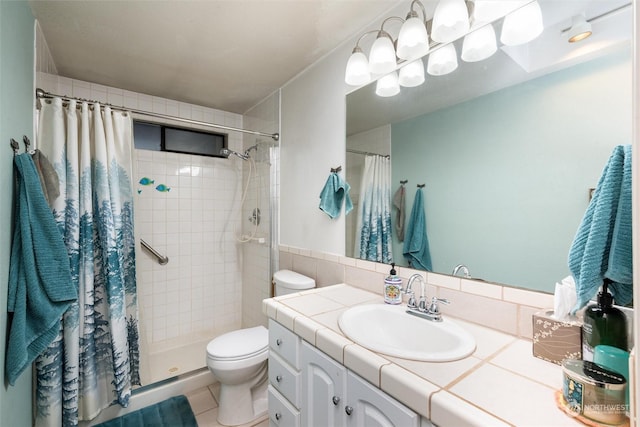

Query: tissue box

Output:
[532, 310, 582, 365]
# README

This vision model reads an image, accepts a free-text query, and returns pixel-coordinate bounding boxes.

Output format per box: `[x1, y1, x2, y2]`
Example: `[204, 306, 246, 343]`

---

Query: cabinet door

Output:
[345, 372, 419, 427]
[301, 341, 347, 427]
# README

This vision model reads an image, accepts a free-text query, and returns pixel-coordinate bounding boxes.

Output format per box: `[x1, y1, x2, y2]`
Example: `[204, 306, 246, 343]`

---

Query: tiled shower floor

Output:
[186, 384, 268, 427]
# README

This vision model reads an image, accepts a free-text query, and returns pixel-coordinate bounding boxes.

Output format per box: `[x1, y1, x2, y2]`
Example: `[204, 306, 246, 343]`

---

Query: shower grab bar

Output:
[140, 239, 169, 265]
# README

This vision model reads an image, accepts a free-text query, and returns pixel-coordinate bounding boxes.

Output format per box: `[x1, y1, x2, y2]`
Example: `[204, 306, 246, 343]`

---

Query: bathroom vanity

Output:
[264, 284, 584, 426]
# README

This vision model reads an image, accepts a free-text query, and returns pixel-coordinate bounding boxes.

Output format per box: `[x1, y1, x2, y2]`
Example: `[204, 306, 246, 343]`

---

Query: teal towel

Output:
[319, 172, 353, 219]
[403, 188, 432, 271]
[95, 395, 198, 427]
[6, 153, 76, 385]
[569, 145, 632, 312]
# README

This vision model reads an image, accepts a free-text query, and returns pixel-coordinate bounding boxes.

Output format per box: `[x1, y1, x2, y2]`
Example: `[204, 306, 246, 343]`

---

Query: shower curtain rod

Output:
[347, 148, 390, 158]
[35, 88, 280, 141]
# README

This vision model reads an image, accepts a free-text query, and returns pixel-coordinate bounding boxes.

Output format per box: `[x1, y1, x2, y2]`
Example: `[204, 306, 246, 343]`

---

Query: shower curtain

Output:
[354, 155, 392, 263]
[35, 97, 140, 426]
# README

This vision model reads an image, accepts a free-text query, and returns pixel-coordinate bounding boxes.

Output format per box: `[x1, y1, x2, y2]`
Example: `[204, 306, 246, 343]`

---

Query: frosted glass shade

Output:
[500, 1, 544, 46]
[461, 24, 497, 62]
[369, 34, 397, 75]
[397, 16, 429, 60]
[431, 0, 470, 43]
[345, 49, 371, 86]
[472, 0, 518, 24]
[427, 44, 458, 76]
[399, 59, 425, 87]
[376, 72, 400, 97]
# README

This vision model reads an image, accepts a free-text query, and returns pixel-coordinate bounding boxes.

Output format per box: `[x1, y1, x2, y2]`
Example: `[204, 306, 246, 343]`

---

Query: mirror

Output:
[346, 0, 632, 293]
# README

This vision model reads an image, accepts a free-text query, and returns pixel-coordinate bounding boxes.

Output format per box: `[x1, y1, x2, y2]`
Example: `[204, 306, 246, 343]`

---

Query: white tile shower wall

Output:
[36, 72, 246, 348]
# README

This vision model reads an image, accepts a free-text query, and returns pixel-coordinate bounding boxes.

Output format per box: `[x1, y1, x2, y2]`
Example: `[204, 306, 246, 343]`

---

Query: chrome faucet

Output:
[404, 274, 425, 309]
[452, 264, 471, 278]
[404, 273, 450, 322]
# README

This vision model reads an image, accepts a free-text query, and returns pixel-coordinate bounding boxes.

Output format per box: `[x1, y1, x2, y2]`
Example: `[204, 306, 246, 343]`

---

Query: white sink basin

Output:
[338, 304, 476, 362]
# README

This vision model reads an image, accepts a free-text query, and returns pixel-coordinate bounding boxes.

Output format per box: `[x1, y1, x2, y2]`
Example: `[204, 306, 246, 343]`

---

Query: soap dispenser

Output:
[582, 279, 628, 361]
[384, 263, 402, 305]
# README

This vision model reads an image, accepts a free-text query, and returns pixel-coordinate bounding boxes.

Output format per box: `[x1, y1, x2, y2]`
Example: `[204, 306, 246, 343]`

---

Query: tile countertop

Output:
[262, 284, 584, 427]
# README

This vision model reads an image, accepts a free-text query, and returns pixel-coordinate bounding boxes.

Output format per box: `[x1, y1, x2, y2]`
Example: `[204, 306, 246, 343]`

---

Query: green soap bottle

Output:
[582, 280, 628, 362]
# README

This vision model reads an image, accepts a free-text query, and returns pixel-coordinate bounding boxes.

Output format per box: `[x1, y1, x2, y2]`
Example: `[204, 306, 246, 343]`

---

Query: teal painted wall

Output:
[0, 2, 35, 426]
[392, 47, 631, 292]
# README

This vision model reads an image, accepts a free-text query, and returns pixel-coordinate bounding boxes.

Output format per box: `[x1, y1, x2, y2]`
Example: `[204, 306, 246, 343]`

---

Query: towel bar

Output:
[140, 239, 169, 265]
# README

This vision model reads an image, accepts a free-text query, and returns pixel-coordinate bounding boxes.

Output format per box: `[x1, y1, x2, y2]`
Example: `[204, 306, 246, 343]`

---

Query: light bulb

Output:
[399, 59, 425, 87]
[500, 1, 544, 46]
[397, 13, 429, 60]
[427, 44, 458, 76]
[369, 33, 397, 75]
[431, 0, 470, 43]
[376, 71, 401, 97]
[461, 24, 497, 62]
[345, 48, 371, 86]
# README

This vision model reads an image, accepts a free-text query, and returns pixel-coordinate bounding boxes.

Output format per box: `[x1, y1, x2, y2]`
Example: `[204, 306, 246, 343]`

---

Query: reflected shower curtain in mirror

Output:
[35, 97, 140, 426]
[354, 155, 392, 263]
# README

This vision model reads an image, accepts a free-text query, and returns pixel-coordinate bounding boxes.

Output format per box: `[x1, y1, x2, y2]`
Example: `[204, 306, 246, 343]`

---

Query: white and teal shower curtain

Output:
[35, 97, 140, 425]
[354, 155, 392, 263]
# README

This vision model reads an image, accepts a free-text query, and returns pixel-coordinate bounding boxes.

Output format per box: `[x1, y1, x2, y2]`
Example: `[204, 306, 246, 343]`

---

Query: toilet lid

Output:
[207, 326, 268, 360]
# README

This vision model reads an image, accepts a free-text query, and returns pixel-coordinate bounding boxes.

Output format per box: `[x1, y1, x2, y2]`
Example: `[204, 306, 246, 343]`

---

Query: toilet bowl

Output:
[206, 326, 269, 426]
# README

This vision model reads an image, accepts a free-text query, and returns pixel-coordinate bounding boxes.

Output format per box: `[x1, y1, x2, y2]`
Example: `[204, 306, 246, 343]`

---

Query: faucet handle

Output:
[428, 297, 450, 314]
[406, 291, 417, 309]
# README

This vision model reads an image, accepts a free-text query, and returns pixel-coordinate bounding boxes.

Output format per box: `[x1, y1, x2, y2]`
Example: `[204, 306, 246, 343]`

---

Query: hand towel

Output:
[393, 185, 406, 242]
[6, 153, 76, 386]
[402, 188, 433, 271]
[569, 145, 632, 312]
[319, 172, 353, 219]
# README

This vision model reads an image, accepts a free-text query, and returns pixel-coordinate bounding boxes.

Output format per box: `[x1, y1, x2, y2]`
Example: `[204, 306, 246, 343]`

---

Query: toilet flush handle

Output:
[276, 338, 282, 346]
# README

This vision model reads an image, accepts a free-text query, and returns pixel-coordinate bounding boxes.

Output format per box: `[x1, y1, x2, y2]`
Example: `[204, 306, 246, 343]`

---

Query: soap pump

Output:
[384, 263, 403, 305]
[582, 279, 628, 361]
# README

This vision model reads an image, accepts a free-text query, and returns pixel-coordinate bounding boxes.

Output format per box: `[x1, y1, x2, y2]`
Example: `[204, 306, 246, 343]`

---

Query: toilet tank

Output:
[274, 270, 315, 296]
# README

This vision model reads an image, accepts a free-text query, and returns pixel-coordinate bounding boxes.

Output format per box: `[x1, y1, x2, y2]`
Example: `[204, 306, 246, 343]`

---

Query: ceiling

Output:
[29, 0, 402, 114]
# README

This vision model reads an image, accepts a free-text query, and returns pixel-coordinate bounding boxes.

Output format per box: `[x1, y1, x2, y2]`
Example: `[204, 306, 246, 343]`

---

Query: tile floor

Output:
[186, 383, 269, 427]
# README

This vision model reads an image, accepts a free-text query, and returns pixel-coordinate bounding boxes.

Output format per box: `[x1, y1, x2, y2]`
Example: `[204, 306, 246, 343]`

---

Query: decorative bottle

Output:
[384, 263, 402, 305]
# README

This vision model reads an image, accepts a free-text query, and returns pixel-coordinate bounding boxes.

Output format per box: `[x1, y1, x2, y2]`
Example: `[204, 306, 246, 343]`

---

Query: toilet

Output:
[206, 270, 315, 426]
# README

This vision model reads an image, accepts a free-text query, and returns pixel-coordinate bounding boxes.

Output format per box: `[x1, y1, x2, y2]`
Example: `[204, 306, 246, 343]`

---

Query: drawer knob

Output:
[276, 338, 282, 346]
[345, 406, 353, 416]
[332, 396, 340, 406]
[275, 412, 282, 420]
[276, 375, 283, 383]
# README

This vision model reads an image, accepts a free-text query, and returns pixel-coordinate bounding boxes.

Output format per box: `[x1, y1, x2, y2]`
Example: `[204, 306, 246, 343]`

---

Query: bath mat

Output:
[95, 395, 198, 427]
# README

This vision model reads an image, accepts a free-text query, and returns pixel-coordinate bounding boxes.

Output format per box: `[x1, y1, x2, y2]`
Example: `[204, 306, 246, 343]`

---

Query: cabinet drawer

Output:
[268, 385, 300, 427]
[269, 352, 300, 408]
[269, 319, 300, 368]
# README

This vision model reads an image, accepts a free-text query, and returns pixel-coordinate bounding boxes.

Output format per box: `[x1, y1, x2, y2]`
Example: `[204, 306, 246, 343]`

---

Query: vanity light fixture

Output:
[567, 14, 592, 43]
[345, 0, 545, 96]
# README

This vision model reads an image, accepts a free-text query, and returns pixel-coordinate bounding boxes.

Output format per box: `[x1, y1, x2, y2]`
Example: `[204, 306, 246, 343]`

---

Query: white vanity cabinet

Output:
[300, 341, 419, 427]
[268, 319, 302, 427]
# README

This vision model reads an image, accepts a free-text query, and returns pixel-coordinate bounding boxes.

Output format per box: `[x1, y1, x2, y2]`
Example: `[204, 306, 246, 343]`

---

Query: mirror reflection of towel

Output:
[403, 188, 432, 271]
[393, 185, 406, 242]
[319, 172, 353, 219]
[569, 145, 632, 312]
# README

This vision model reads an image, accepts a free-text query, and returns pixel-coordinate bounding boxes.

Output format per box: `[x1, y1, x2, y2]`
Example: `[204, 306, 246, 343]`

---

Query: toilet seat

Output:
[207, 326, 268, 361]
